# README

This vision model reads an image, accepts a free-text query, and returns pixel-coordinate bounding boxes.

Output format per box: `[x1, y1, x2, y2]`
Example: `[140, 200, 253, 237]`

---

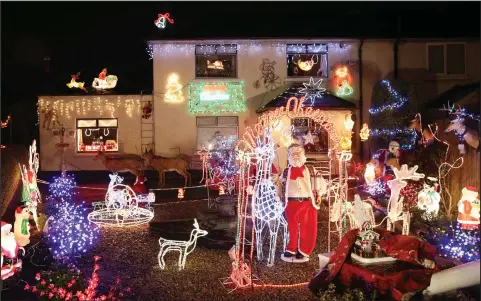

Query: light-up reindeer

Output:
[250, 127, 287, 267]
[19, 140, 41, 227]
[157, 219, 208, 270]
[386, 165, 425, 235]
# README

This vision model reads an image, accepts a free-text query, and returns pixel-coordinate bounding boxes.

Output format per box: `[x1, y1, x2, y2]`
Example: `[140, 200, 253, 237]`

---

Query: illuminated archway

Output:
[223, 97, 352, 291]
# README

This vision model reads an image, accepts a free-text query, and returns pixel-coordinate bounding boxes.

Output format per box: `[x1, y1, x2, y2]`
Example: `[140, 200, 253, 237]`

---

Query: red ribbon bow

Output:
[290, 166, 305, 180]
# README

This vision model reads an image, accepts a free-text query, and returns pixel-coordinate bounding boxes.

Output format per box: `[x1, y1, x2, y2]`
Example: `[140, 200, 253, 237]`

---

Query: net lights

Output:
[369, 80, 408, 115]
[189, 81, 246, 114]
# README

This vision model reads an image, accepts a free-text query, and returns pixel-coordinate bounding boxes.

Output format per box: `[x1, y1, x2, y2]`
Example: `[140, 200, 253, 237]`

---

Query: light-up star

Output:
[299, 77, 326, 105]
[302, 131, 315, 146]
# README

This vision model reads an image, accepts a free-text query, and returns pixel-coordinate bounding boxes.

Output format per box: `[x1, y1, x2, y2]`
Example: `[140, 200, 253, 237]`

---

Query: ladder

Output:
[140, 92, 155, 153]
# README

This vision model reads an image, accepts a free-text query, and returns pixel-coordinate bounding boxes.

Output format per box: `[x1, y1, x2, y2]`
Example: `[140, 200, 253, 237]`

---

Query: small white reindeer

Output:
[158, 219, 208, 270]
[386, 165, 425, 235]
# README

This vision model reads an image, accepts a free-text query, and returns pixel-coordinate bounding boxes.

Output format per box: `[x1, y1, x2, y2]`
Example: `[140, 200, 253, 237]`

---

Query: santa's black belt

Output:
[288, 197, 311, 202]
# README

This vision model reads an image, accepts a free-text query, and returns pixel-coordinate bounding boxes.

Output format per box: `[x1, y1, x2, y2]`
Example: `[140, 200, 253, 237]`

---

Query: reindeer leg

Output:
[255, 218, 264, 261]
[267, 219, 280, 267]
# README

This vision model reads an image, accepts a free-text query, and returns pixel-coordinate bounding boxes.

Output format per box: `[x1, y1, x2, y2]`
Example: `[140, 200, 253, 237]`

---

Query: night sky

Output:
[1, 1, 480, 144]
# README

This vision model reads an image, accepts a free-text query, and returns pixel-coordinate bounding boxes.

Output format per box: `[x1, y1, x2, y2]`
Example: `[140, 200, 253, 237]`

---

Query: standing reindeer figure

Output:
[251, 128, 286, 267]
[386, 164, 425, 235]
[143, 149, 191, 188]
[94, 151, 144, 178]
[157, 219, 208, 270]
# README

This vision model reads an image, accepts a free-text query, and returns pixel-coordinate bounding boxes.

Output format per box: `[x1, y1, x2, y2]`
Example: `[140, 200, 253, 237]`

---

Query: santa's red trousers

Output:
[285, 200, 318, 256]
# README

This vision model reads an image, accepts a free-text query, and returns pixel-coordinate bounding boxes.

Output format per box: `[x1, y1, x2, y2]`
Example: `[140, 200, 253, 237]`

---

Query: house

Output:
[150, 39, 362, 172]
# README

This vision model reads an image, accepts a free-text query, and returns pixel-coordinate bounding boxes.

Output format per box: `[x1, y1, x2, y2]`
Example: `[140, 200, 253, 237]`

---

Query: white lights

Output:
[344, 115, 354, 131]
[87, 173, 154, 227]
[157, 219, 208, 270]
[1, 222, 24, 281]
[386, 165, 425, 235]
[165, 73, 185, 103]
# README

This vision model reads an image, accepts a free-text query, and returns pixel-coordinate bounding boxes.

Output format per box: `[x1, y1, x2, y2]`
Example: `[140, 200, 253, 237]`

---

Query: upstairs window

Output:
[427, 43, 466, 75]
[286, 44, 328, 78]
[195, 44, 238, 78]
[77, 118, 118, 153]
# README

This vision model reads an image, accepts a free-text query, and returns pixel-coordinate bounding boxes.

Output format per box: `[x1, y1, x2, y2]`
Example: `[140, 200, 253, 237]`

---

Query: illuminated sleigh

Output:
[92, 75, 118, 90]
[88, 174, 154, 227]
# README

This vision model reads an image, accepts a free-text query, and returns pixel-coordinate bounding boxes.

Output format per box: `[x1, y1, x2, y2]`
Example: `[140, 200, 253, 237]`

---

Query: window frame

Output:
[426, 42, 467, 76]
[76, 117, 119, 153]
[286, 43, 329, 79]
[195, 116, 239, 151]
[194, 44, 239, 79]
[291, 117, 330, 154]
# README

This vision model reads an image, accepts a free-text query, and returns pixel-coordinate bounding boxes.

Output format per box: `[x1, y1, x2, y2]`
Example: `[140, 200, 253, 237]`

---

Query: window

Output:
[427, 43, 466, 75]
[286, 44, 328, 78]
[196, 116, 238, 150]
[76, 118, 118, 153]
[195, 44, 237, 78]
[291, 118, 329, 153]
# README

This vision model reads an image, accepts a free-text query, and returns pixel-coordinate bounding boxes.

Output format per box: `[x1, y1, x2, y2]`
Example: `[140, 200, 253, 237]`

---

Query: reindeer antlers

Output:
[392, 164, 425, 182]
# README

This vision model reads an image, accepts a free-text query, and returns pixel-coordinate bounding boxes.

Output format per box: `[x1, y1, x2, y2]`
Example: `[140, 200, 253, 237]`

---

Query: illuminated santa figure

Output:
[280, 144, 324, 263]
[457, 186, 480, 230]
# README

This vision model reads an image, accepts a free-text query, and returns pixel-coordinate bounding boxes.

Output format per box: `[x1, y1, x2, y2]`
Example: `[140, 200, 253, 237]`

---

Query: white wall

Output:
[152, 40, 361, 158]
[38, 95, 143, 171]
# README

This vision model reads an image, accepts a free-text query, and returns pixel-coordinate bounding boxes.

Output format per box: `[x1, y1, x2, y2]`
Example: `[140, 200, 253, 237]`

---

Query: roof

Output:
[256, 83, 356, 113]
[424, 81, 480, 109]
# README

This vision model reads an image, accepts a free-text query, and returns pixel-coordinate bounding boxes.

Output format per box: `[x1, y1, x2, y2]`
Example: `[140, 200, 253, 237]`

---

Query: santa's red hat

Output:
[462, 186, 479, 199]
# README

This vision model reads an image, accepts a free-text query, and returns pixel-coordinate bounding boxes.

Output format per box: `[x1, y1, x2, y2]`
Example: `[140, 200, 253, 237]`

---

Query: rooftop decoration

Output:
[92, 68, 118, 91]
[189, 81, 246, 114]
[299, 77, 326, 105]
[155, 13, 174, 29]
[66, 72, 87, 92]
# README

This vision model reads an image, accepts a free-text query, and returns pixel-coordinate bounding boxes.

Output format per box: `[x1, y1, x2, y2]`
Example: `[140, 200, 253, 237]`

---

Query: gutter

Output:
[358, 39, 364, 159]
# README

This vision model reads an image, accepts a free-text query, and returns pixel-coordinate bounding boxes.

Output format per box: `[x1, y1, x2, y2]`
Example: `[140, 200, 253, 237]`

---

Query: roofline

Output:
[147, 37, 480, 44]
[37, 93, 151, 98]
[256, 106, 356, 114]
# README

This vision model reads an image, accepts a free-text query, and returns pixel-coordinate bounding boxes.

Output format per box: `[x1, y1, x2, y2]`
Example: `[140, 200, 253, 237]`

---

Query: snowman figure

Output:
[417, 177, 441, 218]
[457, 186, 480, 230]
[14, 207, 31, 247]
[1, 221, 24, 281]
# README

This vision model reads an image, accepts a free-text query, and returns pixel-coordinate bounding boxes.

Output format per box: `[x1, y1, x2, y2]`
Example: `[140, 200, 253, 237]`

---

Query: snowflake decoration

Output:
[299, 77, 326, 106]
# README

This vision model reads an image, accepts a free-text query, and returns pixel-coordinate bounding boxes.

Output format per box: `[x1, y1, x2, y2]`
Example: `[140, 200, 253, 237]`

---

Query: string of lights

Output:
[370, 128, 417, 150]
[368, 80, 408, 115]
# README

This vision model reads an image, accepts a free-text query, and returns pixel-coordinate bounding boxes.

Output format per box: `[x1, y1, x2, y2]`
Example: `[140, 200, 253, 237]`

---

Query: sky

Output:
[0, 1, 480, 142]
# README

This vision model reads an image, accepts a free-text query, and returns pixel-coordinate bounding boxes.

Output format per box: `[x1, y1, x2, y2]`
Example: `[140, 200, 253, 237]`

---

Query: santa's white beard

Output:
[289, 155, 306, 167]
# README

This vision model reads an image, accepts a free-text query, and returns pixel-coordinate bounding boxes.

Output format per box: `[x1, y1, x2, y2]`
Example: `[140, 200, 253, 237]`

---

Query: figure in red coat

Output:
[457, 186, 480, 230]
[280, 144, 323, 263]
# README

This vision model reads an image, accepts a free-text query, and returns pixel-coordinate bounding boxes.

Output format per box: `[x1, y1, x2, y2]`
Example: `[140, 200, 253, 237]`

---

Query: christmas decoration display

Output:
[14, 206, 31, 247]
[46, 175, 99, 259]
[295, 54, 318, 72]
[333, 66, 353, 97]
[252, 59, 281, 91]
[157, 219, 208, 270]
[92, 68, 118, 90]
[165, 73, 184, 103]
[349, 195, 376, 230]
[417, 177, 441, 218]
[154, 13, 174, 29]
[205, 135, 238, 194]
[386, 165, 425, 235]
[178, 188, 185, 199]
[436, 223, 480, 263]
[87, 173, 154, 227]
[207, 60, 224, 70]
[189, 81, 246, 114]
[443, 103, 480, 153]
[280, 144, 324, 263]
[1, 114, 11, 148]
[299, 77, 326, 105]
[351, 221, 396, 264]
[19, 140, 41, 227]
[66, 72, 87, 92]
[142, 101, 153, 119]
[364, 162, 376, 184]
[457, 186, 480, 230]
[250, 128, 287, 266]
[24, 256, 132, 301]
[143, 149, 191, 188]
[1, 221, 24, 280]
[359, 123, 370, 141]
[38, 97, 141, 120]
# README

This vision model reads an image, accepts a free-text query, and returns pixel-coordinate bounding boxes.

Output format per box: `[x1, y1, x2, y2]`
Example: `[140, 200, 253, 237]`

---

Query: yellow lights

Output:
[360, 123, 370, 141]
[344, 115, 354, 131]
[340, 136, 352, 151]
[364, 162, 376, 185]
[165, 73, 184, 103]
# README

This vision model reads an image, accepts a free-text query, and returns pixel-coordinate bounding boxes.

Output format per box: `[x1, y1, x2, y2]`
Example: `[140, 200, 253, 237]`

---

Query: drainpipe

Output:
[358, 39, 364, 159]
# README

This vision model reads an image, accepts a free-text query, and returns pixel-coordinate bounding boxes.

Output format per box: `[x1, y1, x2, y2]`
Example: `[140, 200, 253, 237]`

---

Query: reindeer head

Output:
[193, 219, 208, 238]
[387, 164, 425, 189]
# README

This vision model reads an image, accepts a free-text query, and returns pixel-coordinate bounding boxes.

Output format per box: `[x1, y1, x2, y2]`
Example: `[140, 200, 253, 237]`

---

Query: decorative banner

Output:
[155, 13, 174, 29]
[189, 81, 246, 114]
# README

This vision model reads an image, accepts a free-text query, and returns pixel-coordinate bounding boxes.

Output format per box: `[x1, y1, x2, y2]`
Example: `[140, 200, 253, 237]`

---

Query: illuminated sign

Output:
[199, 84, 230, 102]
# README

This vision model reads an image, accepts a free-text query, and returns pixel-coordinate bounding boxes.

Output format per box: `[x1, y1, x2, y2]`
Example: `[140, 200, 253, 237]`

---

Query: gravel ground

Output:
[74, 201, 336, 301]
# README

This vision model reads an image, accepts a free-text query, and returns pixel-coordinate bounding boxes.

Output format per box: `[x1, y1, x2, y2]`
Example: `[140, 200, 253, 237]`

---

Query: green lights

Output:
[189, 81, 246, 114]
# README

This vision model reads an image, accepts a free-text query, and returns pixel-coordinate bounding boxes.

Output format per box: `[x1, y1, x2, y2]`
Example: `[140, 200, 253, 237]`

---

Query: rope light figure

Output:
[223, 96, 351, 292]
[157, 219, 208, 270]
[87, 173, 154, 227]
[19, 140, 41, 227]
